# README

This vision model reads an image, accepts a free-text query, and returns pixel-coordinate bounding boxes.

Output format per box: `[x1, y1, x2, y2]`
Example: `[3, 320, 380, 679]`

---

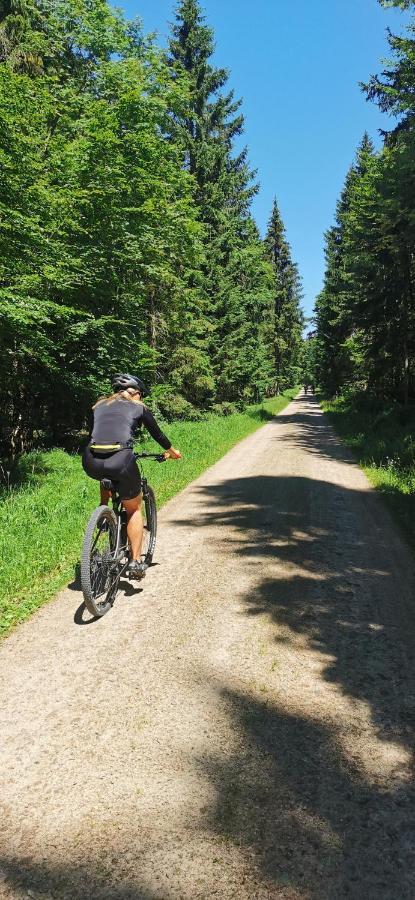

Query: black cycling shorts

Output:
[82, 446, 141, 501]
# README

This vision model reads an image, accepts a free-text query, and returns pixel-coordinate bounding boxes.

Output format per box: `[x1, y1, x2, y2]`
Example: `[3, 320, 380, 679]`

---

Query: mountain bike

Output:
[80, 451, 165, 618]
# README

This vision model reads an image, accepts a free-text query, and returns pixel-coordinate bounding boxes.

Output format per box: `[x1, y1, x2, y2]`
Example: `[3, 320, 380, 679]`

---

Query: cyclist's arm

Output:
[142, 408, 172, 450]
[141, 408, 181, 458]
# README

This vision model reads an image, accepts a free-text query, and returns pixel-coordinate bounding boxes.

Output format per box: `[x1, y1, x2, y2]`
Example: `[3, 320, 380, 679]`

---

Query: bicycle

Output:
[80, 451, 165, 618]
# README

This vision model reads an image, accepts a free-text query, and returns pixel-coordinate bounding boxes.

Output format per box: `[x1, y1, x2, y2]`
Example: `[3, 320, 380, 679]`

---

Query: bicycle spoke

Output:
[90, 525, 107, 555]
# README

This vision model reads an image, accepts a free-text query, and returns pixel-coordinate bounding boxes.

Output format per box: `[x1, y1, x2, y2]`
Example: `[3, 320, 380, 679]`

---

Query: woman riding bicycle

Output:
[82, 373, 181, 579]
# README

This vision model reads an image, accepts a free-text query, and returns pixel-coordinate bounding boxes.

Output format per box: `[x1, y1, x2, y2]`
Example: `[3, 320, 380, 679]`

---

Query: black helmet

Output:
[112, 373, 147, 396]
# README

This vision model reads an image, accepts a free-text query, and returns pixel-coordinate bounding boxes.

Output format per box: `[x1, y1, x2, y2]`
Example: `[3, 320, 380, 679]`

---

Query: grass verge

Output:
[0, 389, 298, 637]
[321, 393, 415, 550]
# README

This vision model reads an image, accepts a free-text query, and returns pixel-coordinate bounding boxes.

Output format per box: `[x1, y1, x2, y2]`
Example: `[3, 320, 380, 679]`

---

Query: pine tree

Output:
[362, 1, 415, 402]
[314, 135, 375, 394]
[214, 217, 275, 403]
[364, 0, 415, 129]
[168, 0, 267, 403]
[316, 127, 415, 403]
[0, 0, 302, 455]
[168, 0, 250, 224]
[265, 199, 304, 392]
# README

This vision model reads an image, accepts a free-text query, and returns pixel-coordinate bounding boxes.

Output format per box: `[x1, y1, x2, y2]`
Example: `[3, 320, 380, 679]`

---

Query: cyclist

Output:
[82, 374, 181, 579]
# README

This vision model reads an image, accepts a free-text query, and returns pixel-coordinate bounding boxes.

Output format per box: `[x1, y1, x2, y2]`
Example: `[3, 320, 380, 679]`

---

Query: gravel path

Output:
[1, 393, 415, 900]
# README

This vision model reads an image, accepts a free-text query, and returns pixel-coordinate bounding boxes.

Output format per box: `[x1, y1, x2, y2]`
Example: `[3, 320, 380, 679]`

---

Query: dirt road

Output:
[1, 393, 415, 899]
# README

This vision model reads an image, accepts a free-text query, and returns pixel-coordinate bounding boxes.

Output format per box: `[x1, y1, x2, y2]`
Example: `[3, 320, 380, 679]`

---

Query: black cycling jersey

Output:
[90, 398, 171, 450]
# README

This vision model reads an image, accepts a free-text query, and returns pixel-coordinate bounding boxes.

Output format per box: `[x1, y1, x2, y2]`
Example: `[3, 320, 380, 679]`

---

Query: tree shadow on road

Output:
[267, 394, 359, 467]
[198, 686, 415, 899]
[174, 470, 415, 753]
[172, 464, 415, 895]
[0, 855, 158, 900]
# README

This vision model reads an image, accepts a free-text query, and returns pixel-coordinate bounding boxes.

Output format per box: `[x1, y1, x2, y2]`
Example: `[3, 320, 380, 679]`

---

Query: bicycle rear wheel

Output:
[81, 505, 119, 617]
[141, 486, 157, 566]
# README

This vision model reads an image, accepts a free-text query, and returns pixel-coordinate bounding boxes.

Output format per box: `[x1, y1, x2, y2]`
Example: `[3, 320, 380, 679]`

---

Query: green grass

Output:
[0, 389, 298, 637]
[321, 393, 415, 550]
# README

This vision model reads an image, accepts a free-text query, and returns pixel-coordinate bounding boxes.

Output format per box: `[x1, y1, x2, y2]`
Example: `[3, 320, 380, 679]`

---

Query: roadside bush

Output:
[211, 402, 237, 417]
[149, 385, 203, 422]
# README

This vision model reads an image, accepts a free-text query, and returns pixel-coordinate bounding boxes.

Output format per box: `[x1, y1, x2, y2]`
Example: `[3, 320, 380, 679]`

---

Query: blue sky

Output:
[115, 0, 409, 321]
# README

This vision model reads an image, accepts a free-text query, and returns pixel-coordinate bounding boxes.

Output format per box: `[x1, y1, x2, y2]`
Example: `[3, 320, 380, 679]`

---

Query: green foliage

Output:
[0, 0, 303, 459]
[302, 333, 317, 386]
[0, 0, 206, 455]
[149, 384, 203, 421]
[316, 34, 415, 403]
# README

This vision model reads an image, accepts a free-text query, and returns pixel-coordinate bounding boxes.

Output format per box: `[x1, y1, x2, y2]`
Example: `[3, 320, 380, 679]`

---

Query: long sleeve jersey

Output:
[90, 398, 171, 450]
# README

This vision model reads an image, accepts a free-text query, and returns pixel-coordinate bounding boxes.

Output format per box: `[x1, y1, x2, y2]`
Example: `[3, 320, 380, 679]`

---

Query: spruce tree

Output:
[265, 199, 304, 392]
[315, 135, 375, 395]
[168, 0, 265, 403]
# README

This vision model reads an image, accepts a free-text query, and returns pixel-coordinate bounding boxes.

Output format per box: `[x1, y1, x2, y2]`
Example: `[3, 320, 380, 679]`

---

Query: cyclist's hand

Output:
[164, 447, 181, 459]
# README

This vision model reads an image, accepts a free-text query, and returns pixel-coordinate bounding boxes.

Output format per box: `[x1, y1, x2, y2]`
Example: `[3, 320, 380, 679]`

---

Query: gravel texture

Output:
[1, 393, 415, 899]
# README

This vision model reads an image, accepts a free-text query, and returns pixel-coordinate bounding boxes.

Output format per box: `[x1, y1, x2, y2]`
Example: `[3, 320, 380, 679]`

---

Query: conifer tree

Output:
[265, 199, 304, 392]
[168, 0, 268, 402]
[168, 0, 252, 225]
[314, 135, 375, 394]
[364, 0, 415, 128]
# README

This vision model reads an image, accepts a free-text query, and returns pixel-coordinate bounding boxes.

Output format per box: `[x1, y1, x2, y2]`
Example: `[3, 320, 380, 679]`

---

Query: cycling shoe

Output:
[128, 560, 147, 580]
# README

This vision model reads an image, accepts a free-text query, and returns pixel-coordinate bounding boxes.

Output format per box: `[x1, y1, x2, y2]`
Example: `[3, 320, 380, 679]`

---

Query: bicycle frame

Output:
[101, 450, 165, 572]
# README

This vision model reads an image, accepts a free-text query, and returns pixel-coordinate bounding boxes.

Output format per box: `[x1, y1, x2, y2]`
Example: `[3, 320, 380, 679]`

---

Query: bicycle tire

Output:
[81, 505, 119, 617]
[142, 486, 157, 565]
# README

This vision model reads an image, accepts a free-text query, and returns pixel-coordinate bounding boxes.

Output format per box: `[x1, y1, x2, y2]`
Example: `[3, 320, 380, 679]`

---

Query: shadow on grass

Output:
[0, 446, 83, 495]
[245, 406, 276, 422]
[0, 451, 54, 496]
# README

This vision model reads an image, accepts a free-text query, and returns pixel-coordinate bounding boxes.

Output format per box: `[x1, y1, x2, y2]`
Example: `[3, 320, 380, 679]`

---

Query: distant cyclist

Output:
[82, 374, 181, 579]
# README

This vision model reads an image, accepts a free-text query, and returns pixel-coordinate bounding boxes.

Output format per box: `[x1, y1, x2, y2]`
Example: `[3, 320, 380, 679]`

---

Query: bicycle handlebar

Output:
[134, 451, 166, 463]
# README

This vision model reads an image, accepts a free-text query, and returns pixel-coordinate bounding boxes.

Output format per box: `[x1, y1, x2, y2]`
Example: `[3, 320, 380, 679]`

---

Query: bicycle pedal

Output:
[128, 561, 147, 580]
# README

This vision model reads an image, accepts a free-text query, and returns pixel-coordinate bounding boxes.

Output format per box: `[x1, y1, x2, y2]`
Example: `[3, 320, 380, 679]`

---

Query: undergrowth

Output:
[321, 393, 415, 549]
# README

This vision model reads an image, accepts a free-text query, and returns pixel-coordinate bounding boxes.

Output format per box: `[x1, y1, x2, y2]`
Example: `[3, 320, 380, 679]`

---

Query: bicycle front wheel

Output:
[81, 505, 119, 617]
[141, 486, 157, 566]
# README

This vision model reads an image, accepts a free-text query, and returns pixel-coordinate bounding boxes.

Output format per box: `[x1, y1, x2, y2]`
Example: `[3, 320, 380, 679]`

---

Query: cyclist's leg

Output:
[122, 495, 143, 561]
[109, 451, 143, 561]
[100, 483, 111, 504]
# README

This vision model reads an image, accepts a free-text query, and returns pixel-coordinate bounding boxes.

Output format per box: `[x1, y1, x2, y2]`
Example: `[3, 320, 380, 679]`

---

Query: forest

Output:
[314, 0, 415, 408]
[0, 0, 304, 461]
